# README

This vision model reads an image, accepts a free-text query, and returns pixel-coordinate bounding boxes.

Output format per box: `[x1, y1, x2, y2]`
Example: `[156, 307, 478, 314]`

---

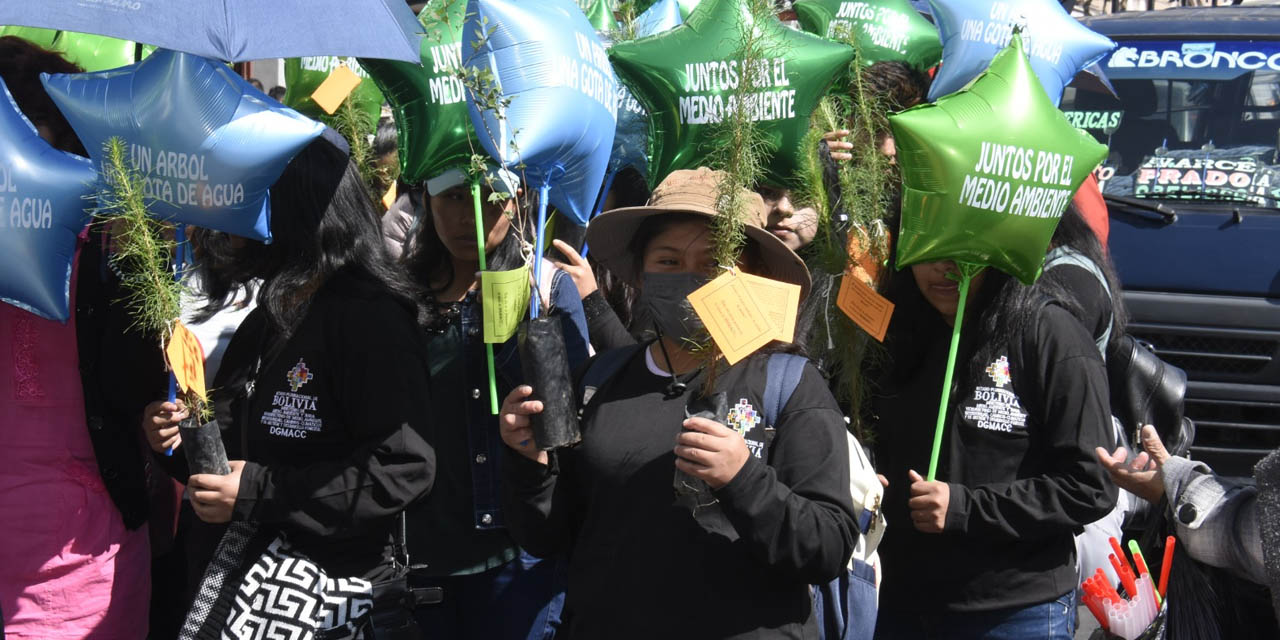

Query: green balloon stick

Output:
[473, 177, 500, 415]
[926, 260, 983, 481]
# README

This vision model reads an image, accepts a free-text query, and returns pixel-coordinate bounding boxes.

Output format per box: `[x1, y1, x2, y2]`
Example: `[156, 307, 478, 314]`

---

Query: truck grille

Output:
[1185, 397, 1280, 479]
[1129, 331, 1276, 378]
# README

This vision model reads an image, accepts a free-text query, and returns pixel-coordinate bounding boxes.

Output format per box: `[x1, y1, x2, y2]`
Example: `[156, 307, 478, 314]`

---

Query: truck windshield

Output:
[1061, 39, 1280, 208]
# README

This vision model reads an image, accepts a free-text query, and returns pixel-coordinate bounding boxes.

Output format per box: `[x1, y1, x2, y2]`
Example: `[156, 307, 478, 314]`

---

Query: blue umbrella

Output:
[0, 0, 424, 62]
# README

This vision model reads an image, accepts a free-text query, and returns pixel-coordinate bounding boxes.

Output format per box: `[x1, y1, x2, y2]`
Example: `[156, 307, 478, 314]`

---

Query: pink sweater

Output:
[0, 263, 150, 639]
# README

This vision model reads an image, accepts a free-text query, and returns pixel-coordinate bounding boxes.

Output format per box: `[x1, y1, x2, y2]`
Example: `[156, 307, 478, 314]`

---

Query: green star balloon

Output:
[282, 56, 384, 132]
[0, 25, 59, 49]
[1, 27, 151, 71]
[792, 0, 940, 71]
[610, 0, 853, 187]
[55, 32, 153, 72]
[580, 0, 619, 32]
[361, 0, 472, 184]
[889, 32, 1108, 285]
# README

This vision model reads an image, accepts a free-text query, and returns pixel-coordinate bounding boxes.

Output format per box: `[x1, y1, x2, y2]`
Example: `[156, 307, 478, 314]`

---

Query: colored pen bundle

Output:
[1080, 536, 1175, 640]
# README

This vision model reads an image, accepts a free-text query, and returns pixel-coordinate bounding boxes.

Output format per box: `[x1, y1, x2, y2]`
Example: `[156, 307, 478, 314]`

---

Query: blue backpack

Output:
[579, 347, 877, 640]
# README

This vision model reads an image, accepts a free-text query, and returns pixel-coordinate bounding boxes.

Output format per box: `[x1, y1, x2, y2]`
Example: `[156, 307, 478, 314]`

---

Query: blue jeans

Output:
[409, 551, 564, 640]
[875, 591, 1076, 640]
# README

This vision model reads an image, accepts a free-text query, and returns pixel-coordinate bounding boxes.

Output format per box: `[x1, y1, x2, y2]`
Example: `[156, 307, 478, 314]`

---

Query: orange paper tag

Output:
[687, 271, 776, 365]
[836, 274, 894, 343]
[846, 225, 889, 288]
[165, 321, 207, 401]
[382, 180, 398, 211]
[310, 64, 363, 115]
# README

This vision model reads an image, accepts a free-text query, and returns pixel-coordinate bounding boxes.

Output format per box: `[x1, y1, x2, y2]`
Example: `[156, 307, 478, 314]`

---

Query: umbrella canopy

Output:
[0, 0, 424, 62]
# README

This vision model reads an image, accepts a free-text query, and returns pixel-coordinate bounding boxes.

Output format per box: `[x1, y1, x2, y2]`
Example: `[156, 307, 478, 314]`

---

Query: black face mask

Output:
[633, 271, 711, 346]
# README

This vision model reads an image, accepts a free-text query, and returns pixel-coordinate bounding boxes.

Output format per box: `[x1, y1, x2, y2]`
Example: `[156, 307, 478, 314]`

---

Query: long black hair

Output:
[402, 188, 526, 297]
[195, 134, 425, 334]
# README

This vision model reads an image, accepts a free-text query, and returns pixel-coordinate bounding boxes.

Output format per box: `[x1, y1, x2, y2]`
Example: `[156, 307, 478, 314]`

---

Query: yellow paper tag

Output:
[481, 266, 531, 343]
[836, 274, 894, 343]
[687, 271, 776, 365]
[382, 180, 398, 211]
[166, 321, 207, 401]
[310, 64, 362, 115]
[737, 272, 801, 343]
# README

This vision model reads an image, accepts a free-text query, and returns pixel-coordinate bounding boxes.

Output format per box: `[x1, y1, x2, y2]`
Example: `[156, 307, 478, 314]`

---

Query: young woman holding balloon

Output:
[498, 168, 857, 639]
[142, 133, 437, 637]
[868, 205, 1118, 639]
[399, 166, 589, 640]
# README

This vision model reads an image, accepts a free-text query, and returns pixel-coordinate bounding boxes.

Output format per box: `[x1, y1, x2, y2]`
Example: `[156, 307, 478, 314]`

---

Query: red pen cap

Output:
[1109, 537, 1129, 570]
[1159, 535, 1177, 598]
[1082, 592, 1109, 631]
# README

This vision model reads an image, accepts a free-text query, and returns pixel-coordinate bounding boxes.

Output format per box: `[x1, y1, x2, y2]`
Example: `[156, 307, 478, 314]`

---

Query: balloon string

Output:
[580, 169, 617, 259]
[926, 261, 982, 481]
[531, 182, 551, 320]
[165, 223, 187, 456]
[473, 177, 500, 415]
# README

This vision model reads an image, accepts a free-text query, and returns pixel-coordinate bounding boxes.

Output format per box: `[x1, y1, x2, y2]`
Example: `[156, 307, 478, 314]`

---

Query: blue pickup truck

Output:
[1062, 4, 1280, 479]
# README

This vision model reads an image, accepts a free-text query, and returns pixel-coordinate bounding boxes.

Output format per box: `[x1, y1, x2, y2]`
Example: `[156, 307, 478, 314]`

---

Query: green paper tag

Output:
[481, 266, 532, 343]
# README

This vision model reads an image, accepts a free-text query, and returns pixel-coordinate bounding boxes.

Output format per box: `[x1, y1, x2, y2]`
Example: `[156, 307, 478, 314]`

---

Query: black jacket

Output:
[873, 302, 1117, 613]
[159, 272, 436, 580]
[503, 348, 857, 639]
[76, 229, 168, 530]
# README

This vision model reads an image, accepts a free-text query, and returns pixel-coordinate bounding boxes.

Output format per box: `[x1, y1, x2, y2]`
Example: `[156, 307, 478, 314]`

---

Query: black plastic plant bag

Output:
[179, 417, 231, 475]
[518, 314, 579, 450]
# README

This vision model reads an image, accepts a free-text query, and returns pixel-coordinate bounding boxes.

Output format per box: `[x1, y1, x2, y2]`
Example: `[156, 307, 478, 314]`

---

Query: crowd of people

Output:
[0, 27, 1275, 640]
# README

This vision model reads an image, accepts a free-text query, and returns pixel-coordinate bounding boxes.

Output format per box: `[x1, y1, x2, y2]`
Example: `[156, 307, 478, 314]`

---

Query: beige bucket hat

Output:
[585, 167, 812, 299]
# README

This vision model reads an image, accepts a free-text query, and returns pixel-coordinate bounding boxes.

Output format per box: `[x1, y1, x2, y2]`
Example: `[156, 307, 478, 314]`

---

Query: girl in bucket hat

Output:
[497, 168, 858, 639]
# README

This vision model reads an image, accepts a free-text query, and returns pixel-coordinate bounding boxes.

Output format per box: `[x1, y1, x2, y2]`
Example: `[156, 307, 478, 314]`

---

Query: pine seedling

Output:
[95, 136, 185, 349]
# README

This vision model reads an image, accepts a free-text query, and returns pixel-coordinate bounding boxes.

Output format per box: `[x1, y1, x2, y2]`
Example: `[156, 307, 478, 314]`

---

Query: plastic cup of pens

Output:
[1082, 536, 1175, 640]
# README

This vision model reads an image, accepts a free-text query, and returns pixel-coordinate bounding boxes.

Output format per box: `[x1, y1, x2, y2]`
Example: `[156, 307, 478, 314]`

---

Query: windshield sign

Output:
[1131, 148, 1280, 205]
[1103, 40, 1280, 80]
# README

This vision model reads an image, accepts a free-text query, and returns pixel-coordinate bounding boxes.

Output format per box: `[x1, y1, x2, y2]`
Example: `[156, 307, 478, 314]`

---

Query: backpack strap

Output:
[763, 353, 807, 427]
[578, 342, 647, 414]
[1045, 246, 1113, 358]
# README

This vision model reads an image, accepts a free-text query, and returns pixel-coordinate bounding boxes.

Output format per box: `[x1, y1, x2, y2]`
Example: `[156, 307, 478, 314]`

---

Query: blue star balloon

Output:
[463, 0, 618, 226]
[41, 49, 325, 242]
[0, 77, 96, 321]
[927, 0, 1114, 106]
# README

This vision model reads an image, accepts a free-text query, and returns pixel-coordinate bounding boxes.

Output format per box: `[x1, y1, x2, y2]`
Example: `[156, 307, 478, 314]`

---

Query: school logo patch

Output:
[287, 359, 314, 392]
[985, 356, 1011, 388]
[727, 398, 762, 438]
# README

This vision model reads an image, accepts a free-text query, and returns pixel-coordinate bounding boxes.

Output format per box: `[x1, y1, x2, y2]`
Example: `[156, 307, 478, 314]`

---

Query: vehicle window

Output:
[1061, 39, 1280, 208]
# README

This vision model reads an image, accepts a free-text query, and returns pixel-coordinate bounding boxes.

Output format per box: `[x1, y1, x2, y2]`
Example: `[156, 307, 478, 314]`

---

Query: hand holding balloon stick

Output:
[461, 0, 617, 444]
[924, 261, 983, 480]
